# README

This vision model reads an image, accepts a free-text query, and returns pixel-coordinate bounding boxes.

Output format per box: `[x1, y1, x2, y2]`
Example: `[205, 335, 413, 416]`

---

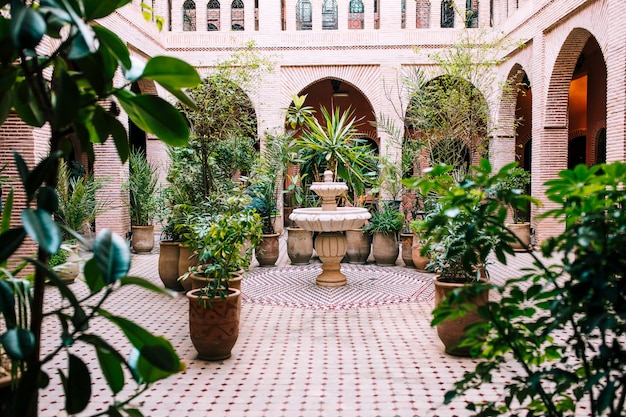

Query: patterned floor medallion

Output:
[242, 264, 434, 310]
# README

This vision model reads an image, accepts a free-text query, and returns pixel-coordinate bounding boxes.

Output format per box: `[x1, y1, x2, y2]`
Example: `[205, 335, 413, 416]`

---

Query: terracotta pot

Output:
[411, 236, 430, 271]
[433, 277, 489, 357]
[256, 233, 281, 266]
[371, 232, 399, 266]
[190, 271, 243, 291]
[286, 227, 313, 265]
[158, 241, 182, 290]
[187, 288, 241, 361]
[345, 229, 371, 264]
[509, 222, 531, 251]
[400, 232, 415, 267]
[131, 225, 155, 253]
[178, 244, 198, 291]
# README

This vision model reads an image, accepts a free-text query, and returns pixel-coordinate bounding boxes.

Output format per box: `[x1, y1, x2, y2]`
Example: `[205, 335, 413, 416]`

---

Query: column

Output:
[363, 0, 375, 29]
[478, 0, 490, 28]
[406, 0, 416, 29]
[338, 0, 348, 30]
[244, 0, 255, 30]
[171, 0, 183, 32]
[379, 0, 401, 30]
[605, 0, 626, 162]
[197, 0, 207, 31]
[221, 0, 231, 31]
[311, 0, 321, 30]
[259, 0, 282, 31]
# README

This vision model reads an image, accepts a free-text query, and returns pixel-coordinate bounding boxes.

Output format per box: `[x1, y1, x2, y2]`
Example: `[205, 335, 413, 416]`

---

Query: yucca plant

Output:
[55, 160, 108, 240]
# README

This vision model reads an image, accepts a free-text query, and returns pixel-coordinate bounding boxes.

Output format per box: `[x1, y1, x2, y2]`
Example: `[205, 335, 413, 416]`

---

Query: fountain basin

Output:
[290, 207, 371, 232]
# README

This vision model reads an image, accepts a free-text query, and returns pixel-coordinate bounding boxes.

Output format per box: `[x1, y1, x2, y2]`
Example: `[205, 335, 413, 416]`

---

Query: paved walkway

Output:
[37, 235, 569, 417]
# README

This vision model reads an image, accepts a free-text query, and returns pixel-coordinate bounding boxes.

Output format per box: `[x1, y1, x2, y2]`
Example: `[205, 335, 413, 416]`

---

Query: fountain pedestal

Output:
[314, 232, 347, 287]
[290, 171, 371, 287]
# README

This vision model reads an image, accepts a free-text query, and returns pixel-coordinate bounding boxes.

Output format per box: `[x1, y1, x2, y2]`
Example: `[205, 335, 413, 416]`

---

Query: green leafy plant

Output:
[184, 193, 262, 305]
[125, 148, 160, 226]
[0, 1, 200, 416]
[55, 160, 108, 240]
[364, 202, 405, 236]
[492, 165, 531, 223]
[408, 160, 626, 417]
[289, 99, 377, 202]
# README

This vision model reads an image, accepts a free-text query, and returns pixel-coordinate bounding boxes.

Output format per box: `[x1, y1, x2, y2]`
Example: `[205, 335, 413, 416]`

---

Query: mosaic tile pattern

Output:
[242, 264, 434, 310]
[36, 245, 591, 417]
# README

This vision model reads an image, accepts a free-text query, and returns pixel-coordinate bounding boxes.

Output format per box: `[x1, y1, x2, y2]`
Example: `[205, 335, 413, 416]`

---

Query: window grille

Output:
[441, 0, 454, 28]
[183, 0, 196, 31]
[208, 0, 220, 30]
[348, 0, 364, 29]
[232, 0, 244, 30]
[296, 0, 312, 30]
[322, 0, 338, 30]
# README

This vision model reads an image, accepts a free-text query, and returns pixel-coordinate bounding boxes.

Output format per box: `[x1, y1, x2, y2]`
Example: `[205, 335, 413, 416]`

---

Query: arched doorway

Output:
[567, 36, 606, 168]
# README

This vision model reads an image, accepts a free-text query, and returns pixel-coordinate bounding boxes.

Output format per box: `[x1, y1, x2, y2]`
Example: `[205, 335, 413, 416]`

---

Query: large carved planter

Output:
[256, 233, 281, 267]
[158, 241, 182, 290]
[286, 227, 313, 265]
[509, 222, 531, 251]
[53, 244, 81, 284]
[400, 232, 414, 267]
[131, 225, 155, 253]
[433, 277, 489, 357]
[187, 289, 241, 361]
[345, 229, 371, 264]
[371, 232, 399, 266]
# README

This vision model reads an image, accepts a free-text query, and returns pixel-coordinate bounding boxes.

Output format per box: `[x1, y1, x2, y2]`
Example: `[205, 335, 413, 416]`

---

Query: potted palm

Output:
[184, 194, 262, 361]
[124, 149, 160, 253]
[364, 201, 404, 266]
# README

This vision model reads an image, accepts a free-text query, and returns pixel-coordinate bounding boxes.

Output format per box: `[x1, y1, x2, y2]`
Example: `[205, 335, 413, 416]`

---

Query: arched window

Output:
[183, 0, 196, 31]
[208, 0, 220, 31]
[296, 0, 312, 30]
[231, 0, 244, 30]
[374, 0, 380, 29]
[255, 0, 259, 30]
[401, 0, 406, 29]
[465, 0, 478, 28]
[322, 0, 338, 30]
[441, 0, 454, 28]
[348, 0, 364, 29]
[416, 0, 430, 28]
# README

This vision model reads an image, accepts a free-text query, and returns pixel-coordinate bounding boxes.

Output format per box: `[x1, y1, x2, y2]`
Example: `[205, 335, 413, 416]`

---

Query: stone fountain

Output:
[289, 171, 371, 287]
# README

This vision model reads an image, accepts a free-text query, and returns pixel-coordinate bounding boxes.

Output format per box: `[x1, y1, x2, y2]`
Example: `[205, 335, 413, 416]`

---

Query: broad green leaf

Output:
[108, 114, 130, 162]
[39, 0, 73, 38]
[25, 150, 63, 202]
[13, 80, 46, 127]
[83, 258, 105, 293]
[98, 311, 158, 349]
[83, 0, 126, 20]
[93, 26, 131, 70]
[10, 1, 46, 49]
[115, 91, 189, 146]
[53, 69, 80, 128]
[93, 230, 130, 284]
[0, 279, 16, 327]
[36, 186, 58, 214]
[78, 335, 125, 394]
[159, 84, 198, 110]
[58, 0, 97, 57]
[21, 208, 61, 254]
[128, 342, 182, 383]
[64, 354, 92, 414]
[1, 328, 35, 360]
[0, 228, 26, 265]
[120, 276, 174, 296]
[1, 187, 14, 232]
[124, 408, 145, 417]
[142, 56, 200, 89]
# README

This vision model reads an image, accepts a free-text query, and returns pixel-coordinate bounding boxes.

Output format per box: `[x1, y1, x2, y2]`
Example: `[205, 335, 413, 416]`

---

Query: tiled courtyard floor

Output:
[36, 235, 580, 417]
